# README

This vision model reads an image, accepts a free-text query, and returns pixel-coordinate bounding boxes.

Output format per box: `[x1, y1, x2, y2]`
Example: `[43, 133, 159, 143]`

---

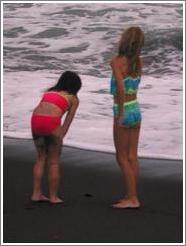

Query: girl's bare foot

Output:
[117, 196, 128, 203]
[31, 194, 49, 202]
[50, 197, 64, 204]
[112, 198, 140, 209]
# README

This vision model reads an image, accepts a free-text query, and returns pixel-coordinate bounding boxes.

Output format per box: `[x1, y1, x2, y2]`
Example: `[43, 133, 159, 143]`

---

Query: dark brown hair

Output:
[48, 71, 82, 95]
[118, 26, 144, 77]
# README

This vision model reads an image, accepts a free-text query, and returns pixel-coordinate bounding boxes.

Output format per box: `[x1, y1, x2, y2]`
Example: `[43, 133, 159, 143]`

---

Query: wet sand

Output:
[3, 138, 183, 243]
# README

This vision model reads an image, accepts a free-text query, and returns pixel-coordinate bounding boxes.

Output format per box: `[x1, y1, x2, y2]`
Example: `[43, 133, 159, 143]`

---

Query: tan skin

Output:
[110, 56, 141, 208]
[31, 91, 79, 204]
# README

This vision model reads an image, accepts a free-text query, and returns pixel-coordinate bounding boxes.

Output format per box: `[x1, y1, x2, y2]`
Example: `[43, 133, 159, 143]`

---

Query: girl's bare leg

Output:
[31, 137, 49, 201]
[48, 159, 63, 203]
[129, 125, 141, 179]
[112, 119, 140, 208]
[47, 133, 64, 204]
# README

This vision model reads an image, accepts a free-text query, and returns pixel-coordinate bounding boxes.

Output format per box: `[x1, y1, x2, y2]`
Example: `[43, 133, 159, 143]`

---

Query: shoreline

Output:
[3, 136, 183, 161]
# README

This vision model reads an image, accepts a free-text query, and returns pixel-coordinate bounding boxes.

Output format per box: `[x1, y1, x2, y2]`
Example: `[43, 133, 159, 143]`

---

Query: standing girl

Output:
[31, 71, 82, 204]
[110, 27, 144, 208]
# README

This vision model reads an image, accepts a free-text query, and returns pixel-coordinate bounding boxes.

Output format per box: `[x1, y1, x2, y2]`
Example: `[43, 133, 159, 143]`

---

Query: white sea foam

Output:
[3, 71, 183, 160]
[3, 3, 183, 160]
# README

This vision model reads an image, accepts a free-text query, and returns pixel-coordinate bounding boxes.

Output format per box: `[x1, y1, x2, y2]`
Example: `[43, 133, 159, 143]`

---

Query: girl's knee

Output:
[48, 152, 60, 165]
[116, 153, 129, 166]
[49, 159, 59, 166]
[37, 153, 47, 163]
[128, 155, 138, 165]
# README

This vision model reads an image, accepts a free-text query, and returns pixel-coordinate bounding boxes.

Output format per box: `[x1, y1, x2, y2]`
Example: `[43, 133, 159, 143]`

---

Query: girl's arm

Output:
[110, 57, 127, 119]
[60, 96, 79, 138]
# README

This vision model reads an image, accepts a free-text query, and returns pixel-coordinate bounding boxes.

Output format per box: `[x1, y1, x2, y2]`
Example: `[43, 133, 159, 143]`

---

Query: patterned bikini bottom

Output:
[113, 99, 142, 128]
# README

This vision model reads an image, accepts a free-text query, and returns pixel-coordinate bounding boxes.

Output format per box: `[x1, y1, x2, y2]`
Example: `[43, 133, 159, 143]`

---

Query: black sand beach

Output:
[3, 137, 183, 243]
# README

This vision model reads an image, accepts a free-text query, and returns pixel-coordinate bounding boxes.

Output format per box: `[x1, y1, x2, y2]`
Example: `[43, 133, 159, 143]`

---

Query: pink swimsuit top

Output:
[41, 92, 69, 113]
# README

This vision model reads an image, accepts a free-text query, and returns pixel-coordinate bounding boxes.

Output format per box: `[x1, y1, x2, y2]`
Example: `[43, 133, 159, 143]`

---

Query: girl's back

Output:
[33, 91, 74, 118]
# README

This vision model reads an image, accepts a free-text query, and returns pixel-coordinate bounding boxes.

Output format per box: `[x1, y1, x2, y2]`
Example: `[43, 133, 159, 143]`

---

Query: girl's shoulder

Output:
[58, 90, 71, 97]
[67, 95, 79, 110]
[59, 91, 78, 106]
[71, 95, 79, 106]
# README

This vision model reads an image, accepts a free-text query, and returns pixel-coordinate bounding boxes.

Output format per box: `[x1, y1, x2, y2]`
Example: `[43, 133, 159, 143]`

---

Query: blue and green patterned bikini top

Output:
[110, 74, 141, 96]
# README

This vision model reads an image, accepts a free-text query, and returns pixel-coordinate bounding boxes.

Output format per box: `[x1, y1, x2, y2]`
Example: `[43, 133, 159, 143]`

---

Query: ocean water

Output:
[3, 2, 183, 160]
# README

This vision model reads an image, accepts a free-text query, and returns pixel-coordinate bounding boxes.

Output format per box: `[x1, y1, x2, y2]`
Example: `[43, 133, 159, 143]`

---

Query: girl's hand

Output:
[117, 115, 128, 128]
[117, 115, 123, 127]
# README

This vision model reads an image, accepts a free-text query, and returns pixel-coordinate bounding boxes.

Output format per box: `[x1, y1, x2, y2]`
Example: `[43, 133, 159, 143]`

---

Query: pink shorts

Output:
[31, 114, 61, 136]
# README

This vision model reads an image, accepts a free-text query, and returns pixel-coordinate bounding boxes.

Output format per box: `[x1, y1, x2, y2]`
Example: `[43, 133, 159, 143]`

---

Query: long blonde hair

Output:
[118, 26, 144, 77]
